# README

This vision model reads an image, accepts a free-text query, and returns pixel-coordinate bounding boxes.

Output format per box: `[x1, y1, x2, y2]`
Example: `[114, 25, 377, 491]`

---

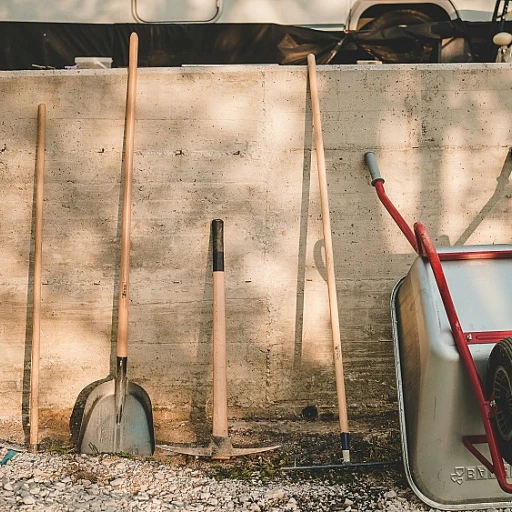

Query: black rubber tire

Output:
[361, 9, 435, 63]
[487, 337, 512, 464]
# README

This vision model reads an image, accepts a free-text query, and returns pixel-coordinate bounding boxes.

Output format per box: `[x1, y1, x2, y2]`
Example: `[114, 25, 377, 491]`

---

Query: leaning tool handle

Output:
[114, 33, 137, 424]
[307, 54, 350, 462]
[117, 32, 138, 360]
[364, 151, 383, 185]
[364, 152, 419, 253]
[211, 219, 229, 440]
[29, 103, 46, 452]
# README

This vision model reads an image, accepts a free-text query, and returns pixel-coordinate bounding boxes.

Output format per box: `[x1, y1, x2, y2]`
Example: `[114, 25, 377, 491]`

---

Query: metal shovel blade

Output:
[78, 379, 155, 456]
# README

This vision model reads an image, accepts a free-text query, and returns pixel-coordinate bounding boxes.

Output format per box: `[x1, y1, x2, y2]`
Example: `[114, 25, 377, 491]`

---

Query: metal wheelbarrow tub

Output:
[391, 245, 512, 510]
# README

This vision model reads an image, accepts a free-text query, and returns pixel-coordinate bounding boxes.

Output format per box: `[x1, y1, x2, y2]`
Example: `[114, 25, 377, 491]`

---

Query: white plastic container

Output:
[74, 57, 113, 69]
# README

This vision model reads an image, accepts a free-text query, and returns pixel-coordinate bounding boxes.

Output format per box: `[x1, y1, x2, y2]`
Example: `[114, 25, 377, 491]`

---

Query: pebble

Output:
[265, 488, 286, 501]
[22, 495, 36, 505]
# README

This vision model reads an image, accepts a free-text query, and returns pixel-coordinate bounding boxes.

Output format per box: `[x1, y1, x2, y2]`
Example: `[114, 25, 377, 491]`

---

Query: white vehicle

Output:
[0, 0, 504, 32]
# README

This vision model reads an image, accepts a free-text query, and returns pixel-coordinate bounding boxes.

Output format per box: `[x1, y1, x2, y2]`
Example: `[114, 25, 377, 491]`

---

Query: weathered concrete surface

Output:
[1, 64, 512, 443]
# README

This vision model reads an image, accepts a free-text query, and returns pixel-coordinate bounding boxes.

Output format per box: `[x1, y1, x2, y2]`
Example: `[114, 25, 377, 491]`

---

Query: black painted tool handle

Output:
[212, 219, 224, 272]
[364, 152, 384, 186]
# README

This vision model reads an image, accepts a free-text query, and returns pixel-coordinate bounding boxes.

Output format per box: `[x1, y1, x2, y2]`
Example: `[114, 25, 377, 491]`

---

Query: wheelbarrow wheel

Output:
[487, 337, 512, 464]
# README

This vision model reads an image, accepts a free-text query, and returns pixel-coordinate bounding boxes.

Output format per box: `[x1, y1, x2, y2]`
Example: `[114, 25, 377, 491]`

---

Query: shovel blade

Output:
[78, 379, 155, 456]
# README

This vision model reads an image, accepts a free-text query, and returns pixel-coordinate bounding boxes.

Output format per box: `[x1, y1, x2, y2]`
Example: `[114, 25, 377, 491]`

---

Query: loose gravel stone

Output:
[22, 495, 36, 505]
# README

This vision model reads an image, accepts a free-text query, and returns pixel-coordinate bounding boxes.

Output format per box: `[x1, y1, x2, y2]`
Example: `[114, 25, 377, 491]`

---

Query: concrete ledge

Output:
[1, 64, 512, 442]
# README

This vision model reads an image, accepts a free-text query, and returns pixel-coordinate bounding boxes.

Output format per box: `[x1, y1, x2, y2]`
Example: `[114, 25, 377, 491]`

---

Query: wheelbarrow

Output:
[365, 152, 512, 510]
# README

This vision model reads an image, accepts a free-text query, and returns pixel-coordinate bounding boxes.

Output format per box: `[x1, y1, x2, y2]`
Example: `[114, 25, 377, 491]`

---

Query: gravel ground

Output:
[0, 447, 427, 512]
[0, 419, 510, 512]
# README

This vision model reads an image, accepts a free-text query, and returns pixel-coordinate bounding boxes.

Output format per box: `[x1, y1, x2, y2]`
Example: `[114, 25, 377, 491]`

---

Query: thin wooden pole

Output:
[117, 32, 138, 359]
[212, 271, 228, 438]
[212, 219, 228, 439]
[29, 103, 46, 452]
[307, 54, 350, 462]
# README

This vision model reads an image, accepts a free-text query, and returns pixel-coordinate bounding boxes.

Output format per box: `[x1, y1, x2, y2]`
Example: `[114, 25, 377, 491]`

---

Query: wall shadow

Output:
[69, 80, 126, 445]
[455, 148, 512, 246]
[189, 224, 214, 443]
[293, 87, 313, 372]
[21, 138, 39, 444]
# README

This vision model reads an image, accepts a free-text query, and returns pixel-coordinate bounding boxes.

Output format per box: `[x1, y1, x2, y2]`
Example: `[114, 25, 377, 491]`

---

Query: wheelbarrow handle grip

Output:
[364, 152, 384, 185]
[212, 219, 224, 272]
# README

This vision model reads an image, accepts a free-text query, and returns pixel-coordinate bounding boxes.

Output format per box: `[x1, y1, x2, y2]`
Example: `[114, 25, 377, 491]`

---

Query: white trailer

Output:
[0, 0, 502, 31]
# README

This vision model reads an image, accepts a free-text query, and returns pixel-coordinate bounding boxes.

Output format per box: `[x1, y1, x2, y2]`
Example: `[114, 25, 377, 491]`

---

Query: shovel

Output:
[159, 219, 279, 459]
[77, 32, 155, 456]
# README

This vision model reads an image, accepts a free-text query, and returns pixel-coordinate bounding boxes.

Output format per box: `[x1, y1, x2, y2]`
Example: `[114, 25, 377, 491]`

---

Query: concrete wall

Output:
[1, 64, 512, 443]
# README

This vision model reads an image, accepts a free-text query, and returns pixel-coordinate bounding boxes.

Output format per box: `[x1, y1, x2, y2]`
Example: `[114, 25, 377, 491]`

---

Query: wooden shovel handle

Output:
[211, 220, 228, 439]
[29, 103, 46, 451]
[117, 33, 138, 358]
[307, 54, 350, 436]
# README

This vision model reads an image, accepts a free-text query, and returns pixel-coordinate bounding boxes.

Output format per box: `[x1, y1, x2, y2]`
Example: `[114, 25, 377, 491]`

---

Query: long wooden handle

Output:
[211, 219, 228, 439]
[307, 54, 350, 454]
[117, 33, 138, 358]
[29, 103, 46, 451]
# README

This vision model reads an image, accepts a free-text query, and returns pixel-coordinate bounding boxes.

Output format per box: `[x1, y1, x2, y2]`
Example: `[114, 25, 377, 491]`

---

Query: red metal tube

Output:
[373, 180, 418, 253]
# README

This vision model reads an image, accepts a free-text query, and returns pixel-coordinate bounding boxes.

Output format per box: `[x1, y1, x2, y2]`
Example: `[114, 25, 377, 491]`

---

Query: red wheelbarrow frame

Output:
[365, 152, 512, 494]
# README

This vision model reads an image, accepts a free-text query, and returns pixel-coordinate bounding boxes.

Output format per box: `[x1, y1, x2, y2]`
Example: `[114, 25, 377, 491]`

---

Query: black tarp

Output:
[348, 18, 497, 63]
[0, 23, 113, 70]
[114, 24, 346, 66]
[0, 23, 346, 69]
[0, 20, 505, 70]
